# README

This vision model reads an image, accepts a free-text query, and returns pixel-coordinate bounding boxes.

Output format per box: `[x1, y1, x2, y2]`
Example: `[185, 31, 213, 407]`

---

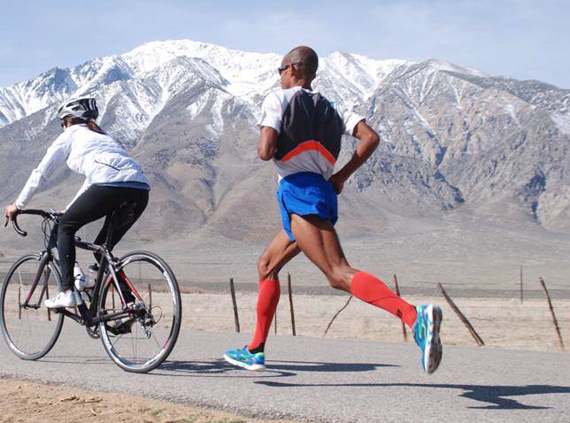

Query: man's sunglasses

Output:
[277, 63, 297, 75]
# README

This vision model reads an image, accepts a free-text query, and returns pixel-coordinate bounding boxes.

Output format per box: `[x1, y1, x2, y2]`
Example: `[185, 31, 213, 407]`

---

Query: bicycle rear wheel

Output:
[0, 253, 64, 360]
[98, 250, 181, 373]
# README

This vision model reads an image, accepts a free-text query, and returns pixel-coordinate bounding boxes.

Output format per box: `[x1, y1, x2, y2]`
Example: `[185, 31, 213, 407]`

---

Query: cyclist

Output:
[224, 46, 443, 374]
[4, 97, 150, 309]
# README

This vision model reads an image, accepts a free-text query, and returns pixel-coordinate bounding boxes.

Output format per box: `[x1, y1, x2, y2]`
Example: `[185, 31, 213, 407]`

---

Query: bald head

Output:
[285, 46, 319, 81]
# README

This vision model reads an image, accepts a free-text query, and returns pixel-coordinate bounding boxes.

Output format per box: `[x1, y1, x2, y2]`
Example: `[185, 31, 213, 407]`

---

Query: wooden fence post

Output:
[274, 309, 278, 335]
[520, 266, 524, 304]
[288, 273, 296, 336]
[393, 274, 408, 341]
[539, 277, 565, 350]
[438, 283, 485, 346]
[229, 278, 240, 333]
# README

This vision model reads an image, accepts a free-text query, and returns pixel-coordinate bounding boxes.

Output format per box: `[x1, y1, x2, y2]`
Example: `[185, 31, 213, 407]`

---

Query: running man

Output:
[224, 46, 442, 374]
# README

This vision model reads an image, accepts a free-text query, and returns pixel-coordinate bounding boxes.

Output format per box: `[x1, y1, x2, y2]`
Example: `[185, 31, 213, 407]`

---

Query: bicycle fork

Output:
[20, 253, 51, 313]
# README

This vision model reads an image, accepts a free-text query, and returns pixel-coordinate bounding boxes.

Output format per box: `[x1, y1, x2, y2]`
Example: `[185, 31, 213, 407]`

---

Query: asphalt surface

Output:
[1, 324, 569, 423]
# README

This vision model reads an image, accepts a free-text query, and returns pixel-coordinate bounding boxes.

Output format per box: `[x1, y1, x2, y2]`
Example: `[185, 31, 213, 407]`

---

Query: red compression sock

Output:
[248, 279, 281, 351]
[350, 271, 417, 328]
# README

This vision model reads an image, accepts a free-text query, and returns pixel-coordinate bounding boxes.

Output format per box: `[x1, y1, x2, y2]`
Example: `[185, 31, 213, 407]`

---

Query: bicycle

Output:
[0, 206, 182, 373]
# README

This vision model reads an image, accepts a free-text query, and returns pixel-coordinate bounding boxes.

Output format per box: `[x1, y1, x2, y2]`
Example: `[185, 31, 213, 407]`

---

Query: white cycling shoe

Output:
[44, 289, 76, 309]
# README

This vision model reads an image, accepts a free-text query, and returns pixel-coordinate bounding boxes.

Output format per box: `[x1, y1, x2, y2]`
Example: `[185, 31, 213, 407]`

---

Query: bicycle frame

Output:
[58, 238, 144, 327]
[9, 209, 144, 328]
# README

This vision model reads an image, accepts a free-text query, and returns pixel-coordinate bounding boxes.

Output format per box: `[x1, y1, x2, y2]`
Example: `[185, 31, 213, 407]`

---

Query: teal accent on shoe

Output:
[224, 347, 266, 371]
[413, 304, 443, 374]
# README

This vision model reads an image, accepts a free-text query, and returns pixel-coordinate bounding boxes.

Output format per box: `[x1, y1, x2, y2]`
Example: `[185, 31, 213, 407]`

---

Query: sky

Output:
[1, 0, 569, 89]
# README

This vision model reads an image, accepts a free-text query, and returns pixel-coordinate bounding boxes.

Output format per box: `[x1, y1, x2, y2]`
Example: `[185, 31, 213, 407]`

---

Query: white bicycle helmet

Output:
[57, 97, 99, 120]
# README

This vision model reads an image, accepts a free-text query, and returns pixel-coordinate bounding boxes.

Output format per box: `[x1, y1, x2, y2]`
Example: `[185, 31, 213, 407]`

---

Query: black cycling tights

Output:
[57, 185, 149, 290]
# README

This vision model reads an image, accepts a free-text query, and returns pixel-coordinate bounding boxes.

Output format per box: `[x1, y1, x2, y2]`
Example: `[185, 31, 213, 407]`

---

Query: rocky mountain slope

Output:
[1, 39, 569, 272]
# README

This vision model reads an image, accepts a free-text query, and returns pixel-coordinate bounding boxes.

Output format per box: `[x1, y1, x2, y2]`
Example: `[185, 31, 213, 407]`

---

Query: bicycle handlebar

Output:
[5, 209, 61, 237]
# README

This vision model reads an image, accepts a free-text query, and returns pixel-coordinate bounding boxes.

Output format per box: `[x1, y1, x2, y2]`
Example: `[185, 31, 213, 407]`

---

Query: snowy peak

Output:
[325, 51, 410, 94]
[423, 59, 487, 78]
[0, 38, 431, 130]
[1, 37, 568, 138]
[0, 67, 76, 125]
[120, 39, 234, 74]
[121, 39, 281, 98]
[144, 56, 229, 93]
[71, 56, 133, 95]
[90, 55, 237, 146]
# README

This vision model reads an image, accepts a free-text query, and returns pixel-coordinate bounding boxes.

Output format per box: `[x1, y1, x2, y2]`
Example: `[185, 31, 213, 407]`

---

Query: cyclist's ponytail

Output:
[64, 117, 106, 135]
[86, 119, 106, 135]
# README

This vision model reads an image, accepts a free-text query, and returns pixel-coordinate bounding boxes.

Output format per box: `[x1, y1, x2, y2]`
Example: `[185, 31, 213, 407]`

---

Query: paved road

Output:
[1, 324, 569, 423]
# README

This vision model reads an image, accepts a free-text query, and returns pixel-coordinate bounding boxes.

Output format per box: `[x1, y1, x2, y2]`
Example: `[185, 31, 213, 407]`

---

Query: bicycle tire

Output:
[98, 250, 182, 373]
[0, 253, 65, 360]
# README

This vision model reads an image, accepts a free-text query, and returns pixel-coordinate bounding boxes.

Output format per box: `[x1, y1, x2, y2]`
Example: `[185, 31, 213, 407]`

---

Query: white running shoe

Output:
[44, 289, 76, 309]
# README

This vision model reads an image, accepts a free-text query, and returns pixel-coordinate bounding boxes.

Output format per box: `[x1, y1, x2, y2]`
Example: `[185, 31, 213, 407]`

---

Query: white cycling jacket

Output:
[15, 124, 150, 210]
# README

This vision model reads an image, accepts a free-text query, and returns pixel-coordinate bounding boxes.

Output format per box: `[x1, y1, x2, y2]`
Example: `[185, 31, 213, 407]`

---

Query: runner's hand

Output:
[329, 174, 344, 194]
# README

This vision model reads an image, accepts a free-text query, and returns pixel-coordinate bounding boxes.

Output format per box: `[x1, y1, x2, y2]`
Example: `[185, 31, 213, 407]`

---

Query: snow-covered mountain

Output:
[1, 38, 570, 249]
[0, 40, 411, 132]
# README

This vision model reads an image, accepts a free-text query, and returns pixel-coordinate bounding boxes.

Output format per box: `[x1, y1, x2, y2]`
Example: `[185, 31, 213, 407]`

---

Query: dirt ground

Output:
[0, 377, 296, 423]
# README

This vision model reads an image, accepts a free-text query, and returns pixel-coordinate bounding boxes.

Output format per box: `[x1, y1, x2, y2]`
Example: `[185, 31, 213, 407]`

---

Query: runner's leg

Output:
[257, 229, 300, 282]
[290, 214, 417, 328]
[248, 229, 300, 352]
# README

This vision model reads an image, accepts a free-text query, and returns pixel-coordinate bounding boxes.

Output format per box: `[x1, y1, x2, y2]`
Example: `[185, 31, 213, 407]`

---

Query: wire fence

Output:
[217, 273, 568, 352]
[1, 249, 568, 350]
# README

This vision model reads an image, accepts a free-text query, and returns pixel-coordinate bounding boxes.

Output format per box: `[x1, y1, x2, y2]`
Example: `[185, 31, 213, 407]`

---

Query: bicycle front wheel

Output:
[98, 250, 182, 373]
[0, 253, 64, 360]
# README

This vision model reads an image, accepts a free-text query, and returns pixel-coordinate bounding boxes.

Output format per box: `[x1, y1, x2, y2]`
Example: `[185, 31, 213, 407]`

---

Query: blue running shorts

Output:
[277, 172, 338, 242]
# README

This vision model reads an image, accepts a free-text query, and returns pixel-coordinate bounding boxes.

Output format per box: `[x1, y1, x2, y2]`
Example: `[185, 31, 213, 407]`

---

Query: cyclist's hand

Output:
[4, 204, 18, 223]
[329, 173, 345, 194]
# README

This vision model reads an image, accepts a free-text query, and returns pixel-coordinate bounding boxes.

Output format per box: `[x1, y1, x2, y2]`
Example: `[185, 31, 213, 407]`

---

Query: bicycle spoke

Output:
[98, 251, 181, 373]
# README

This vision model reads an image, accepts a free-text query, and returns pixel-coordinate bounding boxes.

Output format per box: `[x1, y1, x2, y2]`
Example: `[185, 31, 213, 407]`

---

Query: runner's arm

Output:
[257, 126, 279, 161]
[329, 120, 379, 194]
